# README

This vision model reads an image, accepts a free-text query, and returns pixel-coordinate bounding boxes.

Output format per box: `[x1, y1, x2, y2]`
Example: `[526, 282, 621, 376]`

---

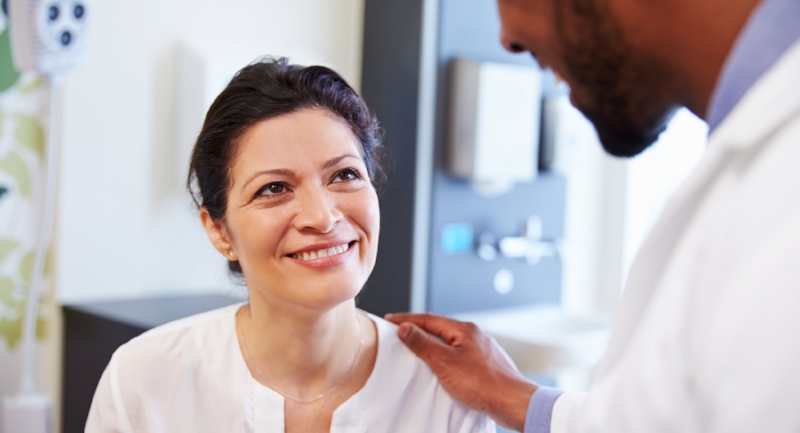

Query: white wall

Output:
[56, 0, 365, 303]
[549, 96, 629, 315]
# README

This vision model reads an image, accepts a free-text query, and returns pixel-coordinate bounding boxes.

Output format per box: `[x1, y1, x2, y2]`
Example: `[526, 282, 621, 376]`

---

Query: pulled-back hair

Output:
[187, 57, 386, 274]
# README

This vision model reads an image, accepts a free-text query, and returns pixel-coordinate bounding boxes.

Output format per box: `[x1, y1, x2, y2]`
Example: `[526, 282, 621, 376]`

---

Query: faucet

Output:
[478, 216, 559, 265]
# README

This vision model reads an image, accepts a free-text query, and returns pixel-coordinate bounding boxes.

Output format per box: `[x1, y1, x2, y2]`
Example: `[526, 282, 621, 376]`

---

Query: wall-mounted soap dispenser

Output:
[447, 58, 543, 196]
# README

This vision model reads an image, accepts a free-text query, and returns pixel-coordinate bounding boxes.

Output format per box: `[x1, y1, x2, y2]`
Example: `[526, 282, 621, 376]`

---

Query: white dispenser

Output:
[447, 58, 542, 195]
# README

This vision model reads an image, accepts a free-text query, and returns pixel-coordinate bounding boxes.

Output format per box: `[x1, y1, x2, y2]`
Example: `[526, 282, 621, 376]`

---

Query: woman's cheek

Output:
[364, 189, 381, 267]
[363, 187, 381, 239]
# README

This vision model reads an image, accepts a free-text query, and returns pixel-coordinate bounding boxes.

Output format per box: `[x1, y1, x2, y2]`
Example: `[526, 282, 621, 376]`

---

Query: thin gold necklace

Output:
[238, 307, 364, 404]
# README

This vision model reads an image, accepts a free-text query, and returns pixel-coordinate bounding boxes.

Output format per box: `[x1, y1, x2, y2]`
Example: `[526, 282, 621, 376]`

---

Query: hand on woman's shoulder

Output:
[362, 312, 497, 433]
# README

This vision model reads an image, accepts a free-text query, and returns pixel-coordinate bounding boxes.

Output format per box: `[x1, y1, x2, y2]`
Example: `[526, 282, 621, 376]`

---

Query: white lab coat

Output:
[85, 304, 494, 433]
[552, 39, 800, 433]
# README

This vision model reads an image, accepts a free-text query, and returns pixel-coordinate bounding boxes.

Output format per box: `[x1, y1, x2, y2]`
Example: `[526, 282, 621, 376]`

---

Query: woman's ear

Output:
[200, 207, 238, 261]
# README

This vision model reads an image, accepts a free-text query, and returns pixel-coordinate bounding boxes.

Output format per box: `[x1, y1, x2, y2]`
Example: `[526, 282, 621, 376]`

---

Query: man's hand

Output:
[385, 312, 538, 432]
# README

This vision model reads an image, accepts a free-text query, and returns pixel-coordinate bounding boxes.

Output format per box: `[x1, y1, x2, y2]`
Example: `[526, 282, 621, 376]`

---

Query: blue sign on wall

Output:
[440, 224, 474, 254]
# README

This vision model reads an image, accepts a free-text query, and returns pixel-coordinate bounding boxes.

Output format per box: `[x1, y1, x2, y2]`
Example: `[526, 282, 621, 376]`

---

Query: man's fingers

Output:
[386, 312, 465, 339]
[396, 322, 451, 362]
[385, 312, 427, 325]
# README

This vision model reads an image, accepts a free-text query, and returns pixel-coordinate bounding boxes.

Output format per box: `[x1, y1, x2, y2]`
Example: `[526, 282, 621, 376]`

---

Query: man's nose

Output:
[293, 188, 342, 234]
[500, 29, 526, 53]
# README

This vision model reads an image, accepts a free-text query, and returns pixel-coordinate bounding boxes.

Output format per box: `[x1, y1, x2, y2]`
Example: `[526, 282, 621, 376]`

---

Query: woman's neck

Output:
[238, 295, 364, 400]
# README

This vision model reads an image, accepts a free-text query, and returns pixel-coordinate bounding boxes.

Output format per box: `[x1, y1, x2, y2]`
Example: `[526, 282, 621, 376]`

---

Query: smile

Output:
[288, 242, 352, 261]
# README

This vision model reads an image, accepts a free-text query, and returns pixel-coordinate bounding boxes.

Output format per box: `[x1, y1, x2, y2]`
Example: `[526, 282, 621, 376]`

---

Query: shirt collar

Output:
[706, 0, 800, 132]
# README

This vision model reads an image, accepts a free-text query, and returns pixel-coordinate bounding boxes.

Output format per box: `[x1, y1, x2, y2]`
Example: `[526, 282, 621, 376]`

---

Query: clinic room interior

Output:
[0, 0, 721, 432]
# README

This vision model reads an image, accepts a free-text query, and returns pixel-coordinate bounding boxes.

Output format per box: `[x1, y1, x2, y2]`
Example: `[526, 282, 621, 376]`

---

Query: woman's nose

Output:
[293, 188, 342, 233]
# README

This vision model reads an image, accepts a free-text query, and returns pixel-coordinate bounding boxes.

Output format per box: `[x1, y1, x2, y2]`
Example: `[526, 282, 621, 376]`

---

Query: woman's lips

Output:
[286, 241, 356, 268]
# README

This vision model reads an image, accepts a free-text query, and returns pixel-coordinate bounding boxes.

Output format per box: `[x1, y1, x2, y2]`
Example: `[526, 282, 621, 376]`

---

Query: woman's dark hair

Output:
[187, 57, 386, 274]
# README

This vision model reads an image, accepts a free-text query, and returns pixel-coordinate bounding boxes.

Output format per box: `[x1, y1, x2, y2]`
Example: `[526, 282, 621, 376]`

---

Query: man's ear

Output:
[200, 207, 238, 261]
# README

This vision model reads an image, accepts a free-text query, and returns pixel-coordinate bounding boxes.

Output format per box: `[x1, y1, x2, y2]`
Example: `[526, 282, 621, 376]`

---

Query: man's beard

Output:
[555, 0, 679, 157]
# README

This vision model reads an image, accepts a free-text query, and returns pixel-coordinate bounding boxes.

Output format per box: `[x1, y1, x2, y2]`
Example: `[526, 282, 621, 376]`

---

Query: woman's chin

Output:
[285, 285, 363, 313]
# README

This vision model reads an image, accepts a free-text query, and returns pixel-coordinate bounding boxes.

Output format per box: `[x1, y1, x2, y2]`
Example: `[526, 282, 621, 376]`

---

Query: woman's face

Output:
[202, 108, 380, 311]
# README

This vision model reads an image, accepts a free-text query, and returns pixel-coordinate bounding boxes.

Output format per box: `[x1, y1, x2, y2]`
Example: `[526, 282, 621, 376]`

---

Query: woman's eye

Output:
[258, 182, 287, 196]
[332, 168, 361, 183]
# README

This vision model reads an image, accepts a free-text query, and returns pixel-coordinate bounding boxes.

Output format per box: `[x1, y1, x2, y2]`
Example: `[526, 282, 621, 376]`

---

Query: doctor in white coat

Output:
[387, 0, 800, 432]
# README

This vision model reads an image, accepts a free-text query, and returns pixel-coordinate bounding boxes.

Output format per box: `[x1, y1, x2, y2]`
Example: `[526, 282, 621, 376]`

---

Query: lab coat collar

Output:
[710, 39, 800, 152]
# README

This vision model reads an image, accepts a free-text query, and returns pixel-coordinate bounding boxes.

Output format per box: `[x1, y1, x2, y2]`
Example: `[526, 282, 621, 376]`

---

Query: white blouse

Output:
[86, 304, 495, 433]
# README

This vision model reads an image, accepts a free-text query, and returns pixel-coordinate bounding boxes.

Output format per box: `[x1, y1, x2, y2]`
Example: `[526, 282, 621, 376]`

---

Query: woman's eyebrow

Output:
[323, 154, 360, 170]
[241, 168, 294, 193]
[240, 154, 359, 193]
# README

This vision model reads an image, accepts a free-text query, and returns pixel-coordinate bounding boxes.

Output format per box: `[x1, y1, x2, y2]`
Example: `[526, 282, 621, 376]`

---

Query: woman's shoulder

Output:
[88, 303, 251, 431]
[364, 313, 415, 361]
[111, 303, 245, 379]
[360, 312, 436, 386]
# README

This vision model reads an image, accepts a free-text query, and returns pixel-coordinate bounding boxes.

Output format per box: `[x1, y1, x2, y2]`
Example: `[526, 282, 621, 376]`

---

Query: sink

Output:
[452, 305, 611, 374]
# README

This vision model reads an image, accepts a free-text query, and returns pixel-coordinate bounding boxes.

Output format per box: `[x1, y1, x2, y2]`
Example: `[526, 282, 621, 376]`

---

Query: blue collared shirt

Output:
[524, 387, 563, 433]
[706, 0, 800, 132]
[525, 1, 800, 432]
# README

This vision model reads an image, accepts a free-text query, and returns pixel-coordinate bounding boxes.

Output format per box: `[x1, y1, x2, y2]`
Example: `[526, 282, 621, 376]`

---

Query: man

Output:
[386, 0, 800, 432]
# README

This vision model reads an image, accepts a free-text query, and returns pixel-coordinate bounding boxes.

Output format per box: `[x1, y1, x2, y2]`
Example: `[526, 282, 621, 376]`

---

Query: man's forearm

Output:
[487, 379, 538, 431]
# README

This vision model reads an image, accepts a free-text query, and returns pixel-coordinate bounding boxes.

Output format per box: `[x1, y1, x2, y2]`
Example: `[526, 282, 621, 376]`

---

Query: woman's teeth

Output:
[294, 243, 351, 261]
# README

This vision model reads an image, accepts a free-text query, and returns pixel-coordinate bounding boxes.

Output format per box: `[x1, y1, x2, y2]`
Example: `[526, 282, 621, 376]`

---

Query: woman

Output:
[86, 58, 496, 433]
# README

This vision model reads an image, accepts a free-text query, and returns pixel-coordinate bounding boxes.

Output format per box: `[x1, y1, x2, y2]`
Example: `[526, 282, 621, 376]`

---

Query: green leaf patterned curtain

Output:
[0, 11, 49, 352]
